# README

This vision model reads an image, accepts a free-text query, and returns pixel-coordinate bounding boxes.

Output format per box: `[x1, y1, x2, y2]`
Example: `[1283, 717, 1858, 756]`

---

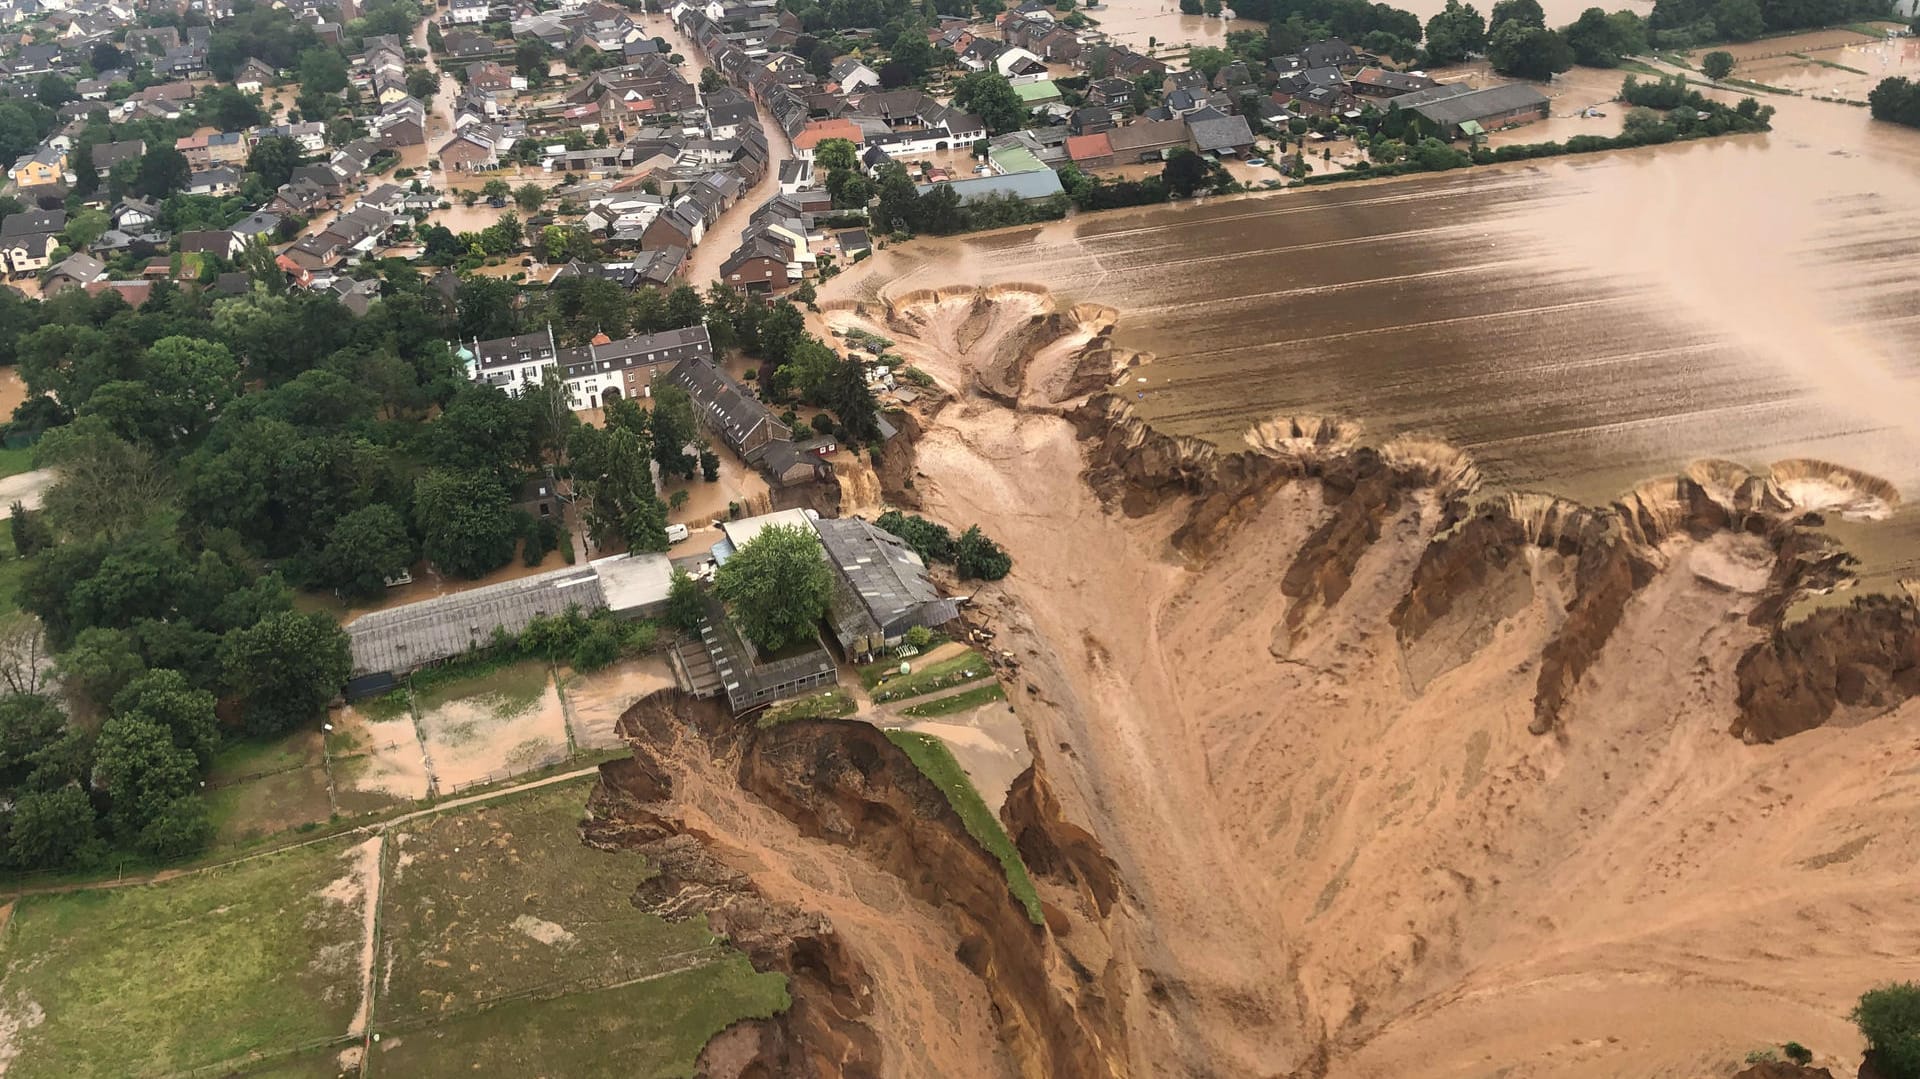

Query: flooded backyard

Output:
[827, 86, 1920, 592]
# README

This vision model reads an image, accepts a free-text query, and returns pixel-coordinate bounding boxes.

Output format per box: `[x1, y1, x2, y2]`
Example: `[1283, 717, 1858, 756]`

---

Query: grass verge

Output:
[757, 687, 856, 728]
[883, 730, 1043, 926]
[0, 446, 35, 481]
[0, 837, 369, 1078]
[900, 683, 1007, 718]
[864, 651, 993, 703]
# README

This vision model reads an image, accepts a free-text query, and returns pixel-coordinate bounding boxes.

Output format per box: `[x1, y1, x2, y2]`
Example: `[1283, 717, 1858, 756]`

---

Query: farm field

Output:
[0, 778, 786, 1079]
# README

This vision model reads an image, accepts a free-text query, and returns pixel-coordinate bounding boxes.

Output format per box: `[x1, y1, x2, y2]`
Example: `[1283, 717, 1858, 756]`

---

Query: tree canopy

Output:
[713, 524, 831, 653]
[951, 71, 1029, 135]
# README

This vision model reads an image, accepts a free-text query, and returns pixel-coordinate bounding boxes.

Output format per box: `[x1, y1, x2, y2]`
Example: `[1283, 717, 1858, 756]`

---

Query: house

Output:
[187, 166, 240, 196]
[1391, 82, 1550, 140]
[1085, 76, 1135, 110]
[719, 234, 793, 293]
[776, 158, 813, 193]
[435, 125, 507, 170]
[43, 251, 105, 293]
[1298, 38, 1359, 70]
[235, 56, 275, 93]
[791, 117, 863, 158]
[111, 199, 157, 231]
[87, 138, 145, 176]
[703, 86, 757, 140]
[448, 0, 488, 24]
[1, 231, 56, 276]
[814, 516, 961, 658]
[253, 121, 327, 153]
[667, 356, 793, 466]
[178, 229, 244, 258]
[1069, 106, 1114, 136]
[829, 57, 878, 93]
[440, 30, 499, 59]
[373, 97, 427, 147]
[1351, 66, 1436, 99]
[465, 60, 518, 94]
[1187, 111, 1254, 156]
[1105, 117, 1189, 162]
[1065, 131, 1115, 169]
[7, 146, 66, 188]
[457, 324, 714, 409]
[842, 90, 986, 157]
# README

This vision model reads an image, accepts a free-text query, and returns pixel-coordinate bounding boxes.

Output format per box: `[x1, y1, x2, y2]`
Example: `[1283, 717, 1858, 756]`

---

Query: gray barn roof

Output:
[814, 517, 961, 651]
[1395, 83, 1549, 128]
[345, 566, 607, 677]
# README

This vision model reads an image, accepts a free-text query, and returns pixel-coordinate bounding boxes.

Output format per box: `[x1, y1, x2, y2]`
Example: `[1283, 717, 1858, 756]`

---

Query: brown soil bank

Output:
[583, 691, 1121, 1079]
[819, 285, 1920, 1077]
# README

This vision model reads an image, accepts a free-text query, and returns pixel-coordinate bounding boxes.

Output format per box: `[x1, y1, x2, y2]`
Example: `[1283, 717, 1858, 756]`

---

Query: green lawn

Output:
[0, 527, 28, 616]
[863, 651, 994, 703]
[377, 780, 763, 1022]
[900, 683, 1007, 718]
[0, 837, 371, 1078]
[757, 687, 856, 728]
[366, 961, 787, 1079]
[884, 730, 1043, 926]
[0, 445, 35, 480]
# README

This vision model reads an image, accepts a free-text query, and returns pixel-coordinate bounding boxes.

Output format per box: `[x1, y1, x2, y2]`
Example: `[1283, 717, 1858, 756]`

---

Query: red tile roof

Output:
[1066, 132, 1112, 162]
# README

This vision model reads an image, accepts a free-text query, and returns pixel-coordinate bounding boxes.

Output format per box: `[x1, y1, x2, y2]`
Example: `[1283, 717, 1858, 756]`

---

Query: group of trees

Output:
[876, 511, 1014, 581]
[718, 296, 883, 443]
[1057, 147, 1234, 214]
[950, 71, 1031, 135]
[1870, 77, 1920, 130]
[1648, 0, 1886, 45]
[870, 162, 1070, 237]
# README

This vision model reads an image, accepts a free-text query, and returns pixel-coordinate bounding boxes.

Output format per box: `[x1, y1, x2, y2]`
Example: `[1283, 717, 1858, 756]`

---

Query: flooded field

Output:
[329, 699, 432, 812]
[832, 90, 1920, 590]
[413, 661, 571, 791]
[558, 655, 676, 750]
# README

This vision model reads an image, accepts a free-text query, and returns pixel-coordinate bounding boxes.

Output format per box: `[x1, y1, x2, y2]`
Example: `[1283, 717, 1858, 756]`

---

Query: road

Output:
[639, 13, 792, 287]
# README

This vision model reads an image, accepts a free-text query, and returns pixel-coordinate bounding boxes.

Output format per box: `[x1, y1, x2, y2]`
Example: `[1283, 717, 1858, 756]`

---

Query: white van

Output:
[664, 523, 690, 544]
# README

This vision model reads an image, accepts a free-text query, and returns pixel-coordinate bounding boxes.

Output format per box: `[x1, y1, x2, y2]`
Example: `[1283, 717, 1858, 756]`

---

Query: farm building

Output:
[814, 516, 962, 658]
[342, 553, 674, 697]
[1391, 83, 1551, 140]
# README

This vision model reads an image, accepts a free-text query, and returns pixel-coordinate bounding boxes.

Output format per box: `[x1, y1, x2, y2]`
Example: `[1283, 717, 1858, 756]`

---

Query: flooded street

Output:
[830, 90, 1920, 590]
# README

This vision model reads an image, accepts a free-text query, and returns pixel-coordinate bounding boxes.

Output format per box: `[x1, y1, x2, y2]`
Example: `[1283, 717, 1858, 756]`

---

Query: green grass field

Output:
[757, 687, 856, 727]
[900, 683, 1007, 718]
[0, 837, 371, 1078]
[367, 961, 787, 1079]
[864, 651, 994, 703]
[377, 780, 781, 1038]
[884, 731, 1043, 926]
[0, 445, 35, 481]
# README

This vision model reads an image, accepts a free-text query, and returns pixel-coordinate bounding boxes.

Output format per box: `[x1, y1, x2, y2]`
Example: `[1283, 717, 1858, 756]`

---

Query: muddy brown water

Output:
[834, 90, 1920, 590]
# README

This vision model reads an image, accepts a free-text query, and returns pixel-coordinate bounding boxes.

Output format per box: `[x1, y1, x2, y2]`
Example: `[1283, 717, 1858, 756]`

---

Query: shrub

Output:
[904, 625, 934, 649]
[955, 525, 1012, 581]
[1784, 1043, 1812, 1065]
[1854, 983, 1920, 1079]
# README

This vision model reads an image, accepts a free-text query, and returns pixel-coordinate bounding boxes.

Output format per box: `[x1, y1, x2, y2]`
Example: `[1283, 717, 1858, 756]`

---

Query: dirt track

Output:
[817, 286, 1920, 1078]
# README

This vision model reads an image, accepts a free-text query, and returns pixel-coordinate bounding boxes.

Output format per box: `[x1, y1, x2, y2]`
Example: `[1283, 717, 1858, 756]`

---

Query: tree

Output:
[248, 134, 304, 189]
[201, 85, 264, 130]
[1852, 983, 1920, 1079]
[821, 359, 880, 441]
[1711, 0, 1764, 40]
[665, 568, 703, 630]
[700, 449, 720, 481]
[712, 523, 830, 653]
[951, 70, 1028, 135]
[8, 786, 98, 869]
[36, 73, 74, 108]
[877, 510, 956, 562]
[1487, 21, 1573, 79]
[112, 668, 219, 769]
[1162, 147, 1212, 198]
[1564, 7, 1646, 67]
[481, 177, 512, 203]
[955, 525, 1012, 580]
[132, 146, 191, 200]
[700, 67, 725, 92]
[1424, 0, 1487, 65]
[1870, 77, 1920, 129]
[57, 626, 146, 712]
[814, 137, 859, 173]
[297, 47, 349, 94]
[406, 67, 438, 103]
[317, 504, 413, 599]
[92, 712, 199, 840]
[220, 610, 351, 736]
[414, 468, 517, 578]
[61, 207, 107, 251]
[1489, 0, 1545, 29]
[1700, 50, 1734, 80]
[513, 182, 546, 212]
[650, 383, 698, 480]
[515, 39, 550, 86]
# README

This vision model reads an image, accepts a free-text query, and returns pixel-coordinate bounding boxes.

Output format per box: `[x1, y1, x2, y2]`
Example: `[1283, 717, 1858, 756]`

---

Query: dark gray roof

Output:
[669, 358, 779, 453]
[1395, 83, 1550, 128]
[346, 565, 607, 677]
[813, 517, 959, 652]
[1188, 112, 1254, 152]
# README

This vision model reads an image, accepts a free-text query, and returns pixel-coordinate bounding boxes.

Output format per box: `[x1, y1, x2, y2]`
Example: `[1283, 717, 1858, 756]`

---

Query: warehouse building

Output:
[1391, 83, 1551, 140]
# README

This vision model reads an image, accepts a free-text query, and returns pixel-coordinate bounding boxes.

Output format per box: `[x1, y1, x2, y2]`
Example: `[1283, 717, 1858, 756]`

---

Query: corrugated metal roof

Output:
[915, 168, 1064, 203]
[345, 566, 607, 677]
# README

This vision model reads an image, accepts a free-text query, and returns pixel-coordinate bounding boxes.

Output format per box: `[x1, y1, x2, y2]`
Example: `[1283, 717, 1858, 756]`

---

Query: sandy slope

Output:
[821, 288, 1920, 1078]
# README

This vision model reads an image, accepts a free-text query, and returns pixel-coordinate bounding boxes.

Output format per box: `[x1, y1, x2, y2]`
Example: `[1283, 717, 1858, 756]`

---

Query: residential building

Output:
[7, 146, 66, 188]
[1351, 66, 1436, 98]
[457, 323, 715, 410]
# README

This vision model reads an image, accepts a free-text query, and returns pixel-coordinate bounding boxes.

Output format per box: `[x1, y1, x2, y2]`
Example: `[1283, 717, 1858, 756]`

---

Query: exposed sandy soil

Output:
[559, 656, 677, 750]
[329, 703, 432, 808]
[814, 285, 1920, 1079]
[415, 667, 571, 791]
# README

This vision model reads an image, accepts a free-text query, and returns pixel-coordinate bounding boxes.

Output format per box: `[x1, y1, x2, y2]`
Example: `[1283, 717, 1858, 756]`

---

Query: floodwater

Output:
[831, 83, 1920, 591]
